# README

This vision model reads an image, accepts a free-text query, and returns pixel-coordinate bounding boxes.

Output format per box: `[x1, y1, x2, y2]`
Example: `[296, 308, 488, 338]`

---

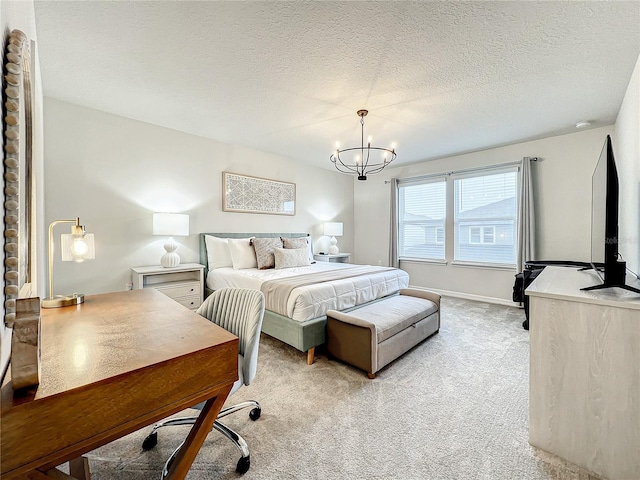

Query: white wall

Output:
[614, 53, 640, 276]
[44, 98, 354, 295]
[354, 126, 614, 302]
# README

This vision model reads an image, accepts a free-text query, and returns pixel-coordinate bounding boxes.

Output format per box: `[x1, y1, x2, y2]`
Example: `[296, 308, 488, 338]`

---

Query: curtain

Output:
[389, 178, 400, 268]
[517, 157, 535, 272]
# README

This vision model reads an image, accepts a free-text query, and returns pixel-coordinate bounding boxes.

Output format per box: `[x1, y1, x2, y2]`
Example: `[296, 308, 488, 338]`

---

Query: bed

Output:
[199, 233, 410, 364]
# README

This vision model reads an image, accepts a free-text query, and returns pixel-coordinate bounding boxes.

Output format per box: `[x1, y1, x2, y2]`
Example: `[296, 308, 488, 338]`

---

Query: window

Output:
[469, 226, 495, 244]
[454, 170, 517, 265]
[396, 166, 518, 267]
[398, 179, 446, 260]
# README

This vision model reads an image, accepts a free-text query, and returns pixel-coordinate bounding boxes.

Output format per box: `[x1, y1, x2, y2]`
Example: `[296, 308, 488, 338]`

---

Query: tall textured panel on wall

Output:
[223, 172, 295, 215]
[3, 29, 35, 327]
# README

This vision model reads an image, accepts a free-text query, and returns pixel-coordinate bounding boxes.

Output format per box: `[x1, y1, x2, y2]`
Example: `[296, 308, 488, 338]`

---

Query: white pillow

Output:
[274, 247, 311, 269]
[205, 235, 233, 270]
[229, 237, 257, 269]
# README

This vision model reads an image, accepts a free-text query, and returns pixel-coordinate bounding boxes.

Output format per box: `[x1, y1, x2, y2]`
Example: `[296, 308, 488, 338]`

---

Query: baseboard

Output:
[407, 285, 520, 308]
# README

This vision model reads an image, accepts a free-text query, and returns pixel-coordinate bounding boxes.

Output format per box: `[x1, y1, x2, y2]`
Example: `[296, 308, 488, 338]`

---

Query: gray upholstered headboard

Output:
[199, 232, 310, 271]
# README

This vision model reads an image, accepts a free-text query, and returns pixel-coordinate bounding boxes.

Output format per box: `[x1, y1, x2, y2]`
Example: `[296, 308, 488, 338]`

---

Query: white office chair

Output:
[142, 288, 265, 476]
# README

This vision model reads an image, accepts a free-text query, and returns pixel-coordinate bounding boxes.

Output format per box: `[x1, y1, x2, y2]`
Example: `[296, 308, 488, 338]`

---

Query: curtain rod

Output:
[385, 157, 539, 184]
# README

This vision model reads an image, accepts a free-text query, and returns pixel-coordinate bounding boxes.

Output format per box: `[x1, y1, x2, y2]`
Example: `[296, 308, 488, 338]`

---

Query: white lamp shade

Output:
[61, 233, 95, 262]
[324, 222, 343, 237]
[153, 213, 189, 236]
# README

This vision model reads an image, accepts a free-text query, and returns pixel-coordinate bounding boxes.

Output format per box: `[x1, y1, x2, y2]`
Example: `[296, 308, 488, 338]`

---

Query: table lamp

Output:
[324, 222, 343, 254]
[42, 217, 95, 308]
[153, 213, 189, 268]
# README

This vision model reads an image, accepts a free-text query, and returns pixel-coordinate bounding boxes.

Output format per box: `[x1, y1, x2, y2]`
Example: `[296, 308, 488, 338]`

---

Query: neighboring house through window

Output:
[468, 226, 496, 244]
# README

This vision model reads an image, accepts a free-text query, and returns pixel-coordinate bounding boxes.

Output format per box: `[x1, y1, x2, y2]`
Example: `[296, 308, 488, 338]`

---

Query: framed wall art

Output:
[223, 172, 296, 216]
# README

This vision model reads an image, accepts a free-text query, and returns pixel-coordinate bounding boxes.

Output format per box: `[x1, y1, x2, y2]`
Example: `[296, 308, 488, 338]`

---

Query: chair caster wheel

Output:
[249, 407, 261, 421]
[236, 455, 250, 474]
[142, 432, 158, 450]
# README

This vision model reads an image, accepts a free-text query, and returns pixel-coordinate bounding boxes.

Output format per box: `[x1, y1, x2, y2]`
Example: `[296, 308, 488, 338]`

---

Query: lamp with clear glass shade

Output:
[42, 217, 95, 308]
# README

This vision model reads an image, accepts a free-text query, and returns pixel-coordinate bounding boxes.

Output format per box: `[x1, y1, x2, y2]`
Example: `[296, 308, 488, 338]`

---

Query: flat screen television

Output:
[582, 135, 640, 294]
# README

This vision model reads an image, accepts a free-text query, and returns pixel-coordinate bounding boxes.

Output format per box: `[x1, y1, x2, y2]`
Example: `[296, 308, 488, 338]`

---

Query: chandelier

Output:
[330, 109, 397, 181]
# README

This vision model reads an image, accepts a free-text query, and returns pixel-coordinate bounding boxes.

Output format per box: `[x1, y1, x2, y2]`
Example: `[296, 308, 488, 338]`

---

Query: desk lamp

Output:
[42, 217, 95, 308]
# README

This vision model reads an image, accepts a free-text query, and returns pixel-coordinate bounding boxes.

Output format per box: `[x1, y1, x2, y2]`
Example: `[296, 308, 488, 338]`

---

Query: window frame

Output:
[395, 164, 519, 269]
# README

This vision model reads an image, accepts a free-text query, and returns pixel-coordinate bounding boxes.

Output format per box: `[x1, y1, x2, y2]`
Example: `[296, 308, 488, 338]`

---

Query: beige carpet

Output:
[84, 297, 603, 480]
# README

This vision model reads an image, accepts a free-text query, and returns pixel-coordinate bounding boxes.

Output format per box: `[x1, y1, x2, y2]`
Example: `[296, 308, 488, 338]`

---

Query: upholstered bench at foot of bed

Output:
[326, 288, 441, 378]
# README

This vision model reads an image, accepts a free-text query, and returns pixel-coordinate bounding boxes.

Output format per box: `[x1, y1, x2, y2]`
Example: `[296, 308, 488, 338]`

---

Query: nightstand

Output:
[314, 253, 351, 263]
[131, 263, 204, 311]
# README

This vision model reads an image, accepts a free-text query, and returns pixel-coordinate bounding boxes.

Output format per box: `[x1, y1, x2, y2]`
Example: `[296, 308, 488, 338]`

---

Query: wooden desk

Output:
[1, 289, 238, 480]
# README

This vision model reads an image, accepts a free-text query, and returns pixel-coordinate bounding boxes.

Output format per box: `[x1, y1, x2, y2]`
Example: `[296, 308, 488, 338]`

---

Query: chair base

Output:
[142, 400, 261, 477]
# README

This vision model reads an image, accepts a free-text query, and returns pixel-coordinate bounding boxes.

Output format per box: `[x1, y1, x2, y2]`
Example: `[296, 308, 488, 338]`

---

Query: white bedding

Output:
[206, 262, 409, 322]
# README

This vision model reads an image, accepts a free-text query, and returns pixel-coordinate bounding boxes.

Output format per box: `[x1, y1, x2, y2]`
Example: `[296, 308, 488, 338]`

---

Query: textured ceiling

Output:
[34, 1, 640, 170]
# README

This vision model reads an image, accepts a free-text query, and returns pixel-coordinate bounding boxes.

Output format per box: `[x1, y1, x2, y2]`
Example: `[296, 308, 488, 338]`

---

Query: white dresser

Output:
[526, 266, 640, 480]
[131, 263, 204, 311]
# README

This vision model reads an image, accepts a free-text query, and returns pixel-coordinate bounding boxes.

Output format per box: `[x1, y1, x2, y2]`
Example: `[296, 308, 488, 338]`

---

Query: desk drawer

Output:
[173, 294, 201, 310]
[155, 281, 201, 299]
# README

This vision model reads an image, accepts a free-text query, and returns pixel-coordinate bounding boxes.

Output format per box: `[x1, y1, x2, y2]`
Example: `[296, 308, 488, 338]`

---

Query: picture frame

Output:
[223, 172, 296, 216]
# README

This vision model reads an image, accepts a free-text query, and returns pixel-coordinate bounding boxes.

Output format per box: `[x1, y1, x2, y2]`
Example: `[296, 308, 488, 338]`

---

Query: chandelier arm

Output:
[369, 148, 397, 170]
[364, 164, 388, 175]
[363, 154, 397, 174]
[334, 164, 361, 174]
[366, 154, 397, 174]
[331, 153, 361, 174]
[365, 150, 396, 171]
[334, 152, 358, 172]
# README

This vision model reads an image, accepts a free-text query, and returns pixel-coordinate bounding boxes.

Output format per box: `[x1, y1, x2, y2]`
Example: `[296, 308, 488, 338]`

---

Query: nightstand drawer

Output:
[173, 294, 201, 310]
[131, 263, 205, 311]
[155, 281, 201, 299]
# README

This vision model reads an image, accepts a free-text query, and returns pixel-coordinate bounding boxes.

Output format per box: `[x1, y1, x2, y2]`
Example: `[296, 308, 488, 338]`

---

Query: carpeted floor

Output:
[85, 297, 603, 480]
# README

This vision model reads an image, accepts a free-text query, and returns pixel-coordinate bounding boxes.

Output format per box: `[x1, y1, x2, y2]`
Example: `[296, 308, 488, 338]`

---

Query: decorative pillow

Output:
[274, 246, 311, 269]
[282, 236, 313, 262]
[252, 237, 283, 270]
[282, 236, 308, 249]
[228, 237, 257, 269]
[204, 235, 233, 270]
